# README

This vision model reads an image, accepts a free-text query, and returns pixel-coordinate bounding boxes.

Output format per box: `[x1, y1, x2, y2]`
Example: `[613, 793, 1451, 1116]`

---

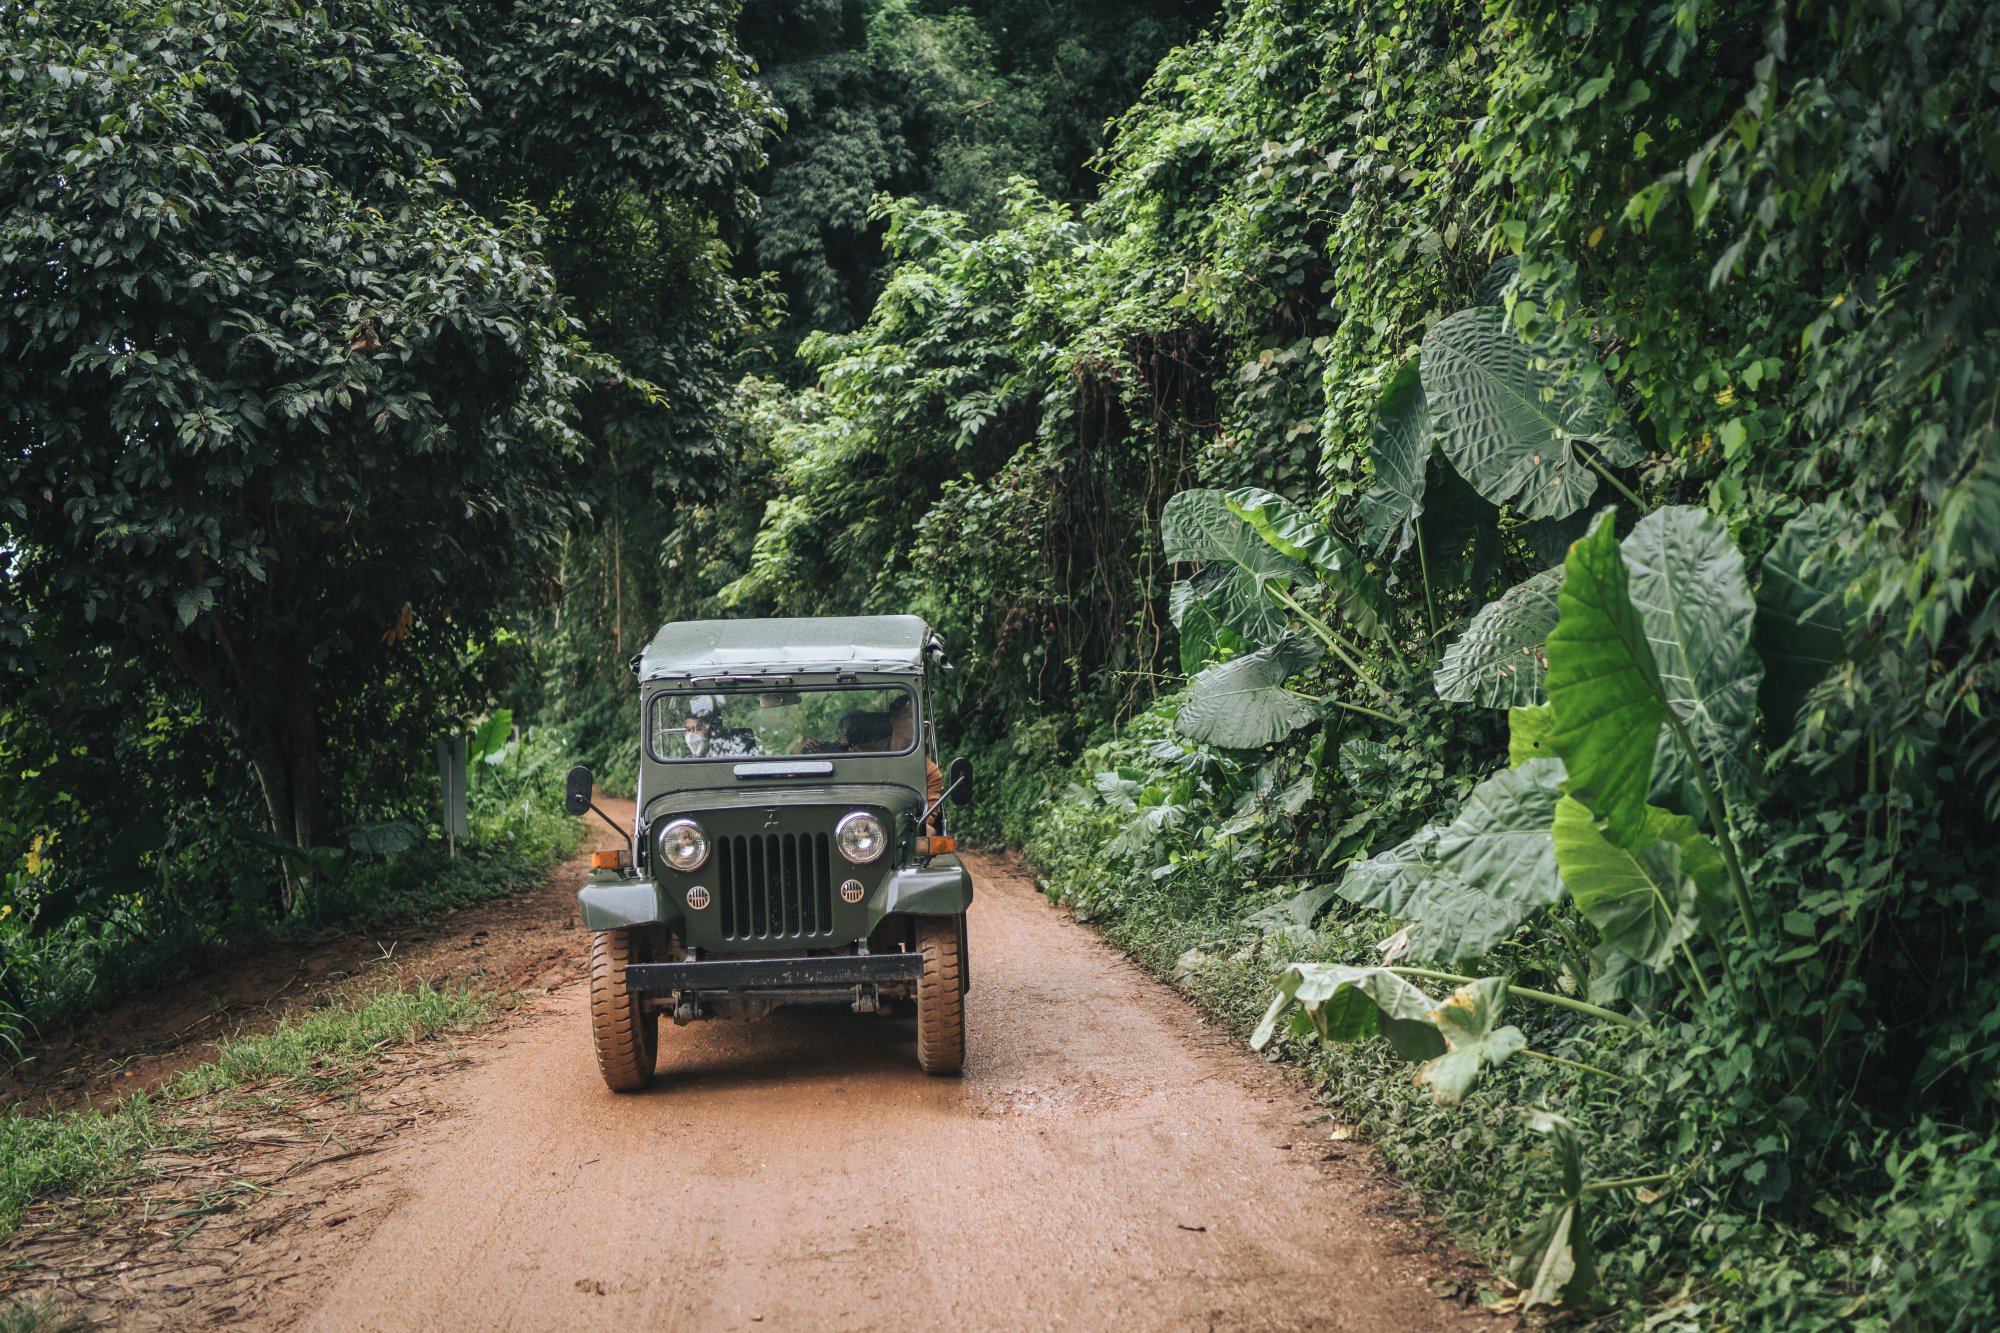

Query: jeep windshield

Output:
[647, 685, 917, 762]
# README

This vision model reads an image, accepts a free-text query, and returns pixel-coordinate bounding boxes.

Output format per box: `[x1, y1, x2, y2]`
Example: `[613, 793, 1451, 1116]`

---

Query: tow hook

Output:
[850, 985, 879, 1014]
[672, 992, 699, 1026]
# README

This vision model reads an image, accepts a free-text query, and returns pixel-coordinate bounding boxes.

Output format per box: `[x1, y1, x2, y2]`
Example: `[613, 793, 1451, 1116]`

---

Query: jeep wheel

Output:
[589, 926, 658, 1092]
[914, 915, 966, 1074]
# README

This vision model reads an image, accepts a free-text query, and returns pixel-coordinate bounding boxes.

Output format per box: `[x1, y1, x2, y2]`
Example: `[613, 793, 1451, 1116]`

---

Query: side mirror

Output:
[564, 765, 595, 816]
[947, 755, 973, 806]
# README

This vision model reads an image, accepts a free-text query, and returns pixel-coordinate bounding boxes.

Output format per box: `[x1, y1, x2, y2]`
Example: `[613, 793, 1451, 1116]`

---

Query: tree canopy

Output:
[0, 0, 770, 896]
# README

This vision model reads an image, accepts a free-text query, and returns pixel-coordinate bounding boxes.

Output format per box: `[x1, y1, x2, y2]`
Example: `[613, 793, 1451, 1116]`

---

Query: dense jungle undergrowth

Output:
[6, 0, 1999, 1326]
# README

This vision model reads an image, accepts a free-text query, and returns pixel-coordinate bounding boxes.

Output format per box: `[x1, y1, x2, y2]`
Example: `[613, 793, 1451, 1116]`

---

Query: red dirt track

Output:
[8, 804, 1501, 1330]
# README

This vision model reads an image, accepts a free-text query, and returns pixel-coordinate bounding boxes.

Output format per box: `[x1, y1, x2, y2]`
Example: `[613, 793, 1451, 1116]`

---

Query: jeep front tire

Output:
[589, 926, 659, 1092]
[914, 915, 966, 1074]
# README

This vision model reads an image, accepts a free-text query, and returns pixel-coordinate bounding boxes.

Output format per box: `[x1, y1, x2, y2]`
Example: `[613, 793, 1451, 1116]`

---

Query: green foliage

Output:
[1163, 489, 1308, 648]
[1252, 963, 1445, 1062]
[1337, 760, 1567, 965]
[1545, 514, 1671, 847]
[1551, 798, 1713, 970]
[1358, 360, 1429, 559]
[1622, 506, 1764, 812]
[737, 0, 1210, 353]
[1420, 307, 1636, 521]
[1417, 977, 1528, 1106]
[1175, 635, 1324, 749]
[1434, 568, 1564, 709]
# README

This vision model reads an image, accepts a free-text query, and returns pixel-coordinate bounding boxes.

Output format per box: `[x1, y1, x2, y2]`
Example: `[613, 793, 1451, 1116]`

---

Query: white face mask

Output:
[684, 729, 709, 757]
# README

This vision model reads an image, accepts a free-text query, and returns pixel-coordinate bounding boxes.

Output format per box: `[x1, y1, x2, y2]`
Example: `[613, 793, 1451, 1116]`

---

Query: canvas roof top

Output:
[638, 615, 931, 680]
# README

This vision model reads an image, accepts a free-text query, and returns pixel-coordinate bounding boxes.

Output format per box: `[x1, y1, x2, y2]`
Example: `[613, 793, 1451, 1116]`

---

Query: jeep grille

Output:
[715, 833, 838, 940]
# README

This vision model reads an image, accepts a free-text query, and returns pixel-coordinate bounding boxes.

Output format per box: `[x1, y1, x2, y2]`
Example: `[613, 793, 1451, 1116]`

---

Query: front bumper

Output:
[624, 953, 925, 994]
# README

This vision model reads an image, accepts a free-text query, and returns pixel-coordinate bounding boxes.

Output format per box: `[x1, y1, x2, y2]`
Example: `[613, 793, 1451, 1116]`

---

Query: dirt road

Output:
[7, 803, 1495, 1330]
[264, 805, 1487, 1332]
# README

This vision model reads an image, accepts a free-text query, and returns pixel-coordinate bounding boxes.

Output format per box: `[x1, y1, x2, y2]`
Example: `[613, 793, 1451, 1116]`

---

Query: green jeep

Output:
[563, 615, 973, 1092]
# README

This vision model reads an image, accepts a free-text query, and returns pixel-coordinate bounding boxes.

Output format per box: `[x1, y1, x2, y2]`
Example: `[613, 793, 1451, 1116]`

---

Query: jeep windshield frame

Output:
[644, 682, 919, 765]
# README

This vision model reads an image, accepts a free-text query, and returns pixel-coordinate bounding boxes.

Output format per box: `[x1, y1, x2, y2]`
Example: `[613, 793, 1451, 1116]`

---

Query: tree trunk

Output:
[202, 643, 329, 913]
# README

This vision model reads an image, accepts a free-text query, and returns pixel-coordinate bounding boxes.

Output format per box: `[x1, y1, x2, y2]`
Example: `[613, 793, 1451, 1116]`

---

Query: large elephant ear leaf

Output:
[1251, 963, 1447, 1062]
[1622, 505, 1764, 812]
[1163, 489, 1308, 646]
[1754, 503, 1860, 737]
[1339, 824, 1443, 918]
[1225, 487, 1392, 639]
[1509, 705, 1557, 767]
[1340, 762, 1564, 965]
[1553, 797, 1723, 968]
[1415, 976, 1528, 1105]
[1360, 358, 1430, 558]
[1474, 255, 1522, 306]
[1435, 566, 1565, 707]
[1421, 307, 1636, 521]
[1175, 632, 1324, 748]
[1432, 759, 1567, 907]
[1546, 510, 1667, 846]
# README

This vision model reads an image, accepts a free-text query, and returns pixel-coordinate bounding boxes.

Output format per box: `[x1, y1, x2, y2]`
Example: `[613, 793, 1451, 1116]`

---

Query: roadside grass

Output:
[0, 1296, 80, 1333]
[0, 980, 506, 1237]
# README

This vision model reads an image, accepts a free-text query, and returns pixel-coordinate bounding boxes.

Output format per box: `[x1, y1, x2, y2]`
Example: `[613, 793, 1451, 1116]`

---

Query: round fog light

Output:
[658, 818, 708, 872]
[835, 811, 886, 864]
[687, 885, 711, 910]
[840, 878, 865, 904]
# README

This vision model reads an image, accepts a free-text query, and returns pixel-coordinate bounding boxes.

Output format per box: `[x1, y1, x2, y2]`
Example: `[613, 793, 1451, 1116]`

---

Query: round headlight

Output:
[835, 811, 887, 864]
[658, 818, 708, 872]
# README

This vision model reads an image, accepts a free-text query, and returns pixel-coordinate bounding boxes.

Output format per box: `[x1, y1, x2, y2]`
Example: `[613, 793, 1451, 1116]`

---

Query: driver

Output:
[680, 696, 754, 757]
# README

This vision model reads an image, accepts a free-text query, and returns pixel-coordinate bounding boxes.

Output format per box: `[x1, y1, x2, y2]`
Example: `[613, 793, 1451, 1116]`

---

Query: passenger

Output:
[838, 710, 893, 751]
[888, 695, 945, 813]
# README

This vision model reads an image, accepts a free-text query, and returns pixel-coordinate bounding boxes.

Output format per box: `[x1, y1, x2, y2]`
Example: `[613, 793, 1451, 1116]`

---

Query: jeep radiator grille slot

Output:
[716, 833, 836, 940]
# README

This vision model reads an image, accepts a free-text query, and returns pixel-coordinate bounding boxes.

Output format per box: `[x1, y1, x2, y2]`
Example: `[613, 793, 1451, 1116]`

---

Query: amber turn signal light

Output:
[591, 850, 627, 870]
[916, 836, 956, 857]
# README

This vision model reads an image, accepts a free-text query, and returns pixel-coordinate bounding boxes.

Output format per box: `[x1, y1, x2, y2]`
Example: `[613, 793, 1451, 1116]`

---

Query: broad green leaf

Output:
[1414, 976, 1527, 1104]
[1508, 705, 1556, 766]
[1360, 358, 1429, 558]
[1170, 589, 1228, 673]
[1512, 1112, 1595, 1309]
[1474, 255, 1521, 306]
[1435, 566, 1565, 707]
[1340, 763, 1564, 965]
[1339, 824, 1443, 919]
[1513, 1202, 1592, 1309]
[1175, 632, 1323, 748]
[1421, 307, 1636, 521]
[1243, 883, 1339, 935]
[468, 708, 514, 765]
[1091, 768, 1145, 810]
[1415, 456, 1506, 593]
[1528, 1108, 1586, 1198]
[1546, 511, 1667, 846]
[1754, 503, 1860, 735]
[1432, 759, 1567, 906]
[1553, 797, 1723, 968]
[1621, 506, 1763, 811]
[341, 820, 421, 856]
[1586, 942, 1672, 1006]
[1520, 507, 1593, 570]
[1251, 963, 1447, 1062]
[1408, 873, 1546, 965]
[1337, 737, 1400, 797]
[1162, 489, 1308, 646]
[1225, 486, 1391, 638]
